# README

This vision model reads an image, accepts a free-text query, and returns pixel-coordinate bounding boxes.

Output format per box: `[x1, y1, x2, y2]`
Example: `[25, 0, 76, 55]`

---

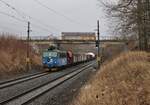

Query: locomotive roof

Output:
[44, 49, 66, 53]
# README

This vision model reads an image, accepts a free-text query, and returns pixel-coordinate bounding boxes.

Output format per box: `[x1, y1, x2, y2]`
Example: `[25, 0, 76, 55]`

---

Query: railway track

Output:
[0, 62, 90, 89]
[0, 72, 49, 89]
[0, 61, 94, 105]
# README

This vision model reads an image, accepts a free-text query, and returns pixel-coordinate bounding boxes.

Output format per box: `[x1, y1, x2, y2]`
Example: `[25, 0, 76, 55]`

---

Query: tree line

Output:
[100, 0, 150, 51]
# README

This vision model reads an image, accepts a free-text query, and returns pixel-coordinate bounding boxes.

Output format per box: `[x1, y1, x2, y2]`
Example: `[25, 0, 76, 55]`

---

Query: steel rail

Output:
[0, 71, 46, 85]
[0, 62, 90, 89]
[0, 72, 49, 89]
[0, 61, 94, 105]
[24, 63, 94, 105]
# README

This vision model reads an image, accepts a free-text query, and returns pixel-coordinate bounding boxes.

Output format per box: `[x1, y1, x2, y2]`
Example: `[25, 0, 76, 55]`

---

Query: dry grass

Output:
[0, 35, 41, 77]
[71, 51, 150, 105]
[102, 43, 126, 62]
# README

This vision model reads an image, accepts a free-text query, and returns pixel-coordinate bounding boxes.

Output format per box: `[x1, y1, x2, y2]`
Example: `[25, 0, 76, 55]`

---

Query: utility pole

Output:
[26, 21, 30, 71]
[145, 0, 150, 51]
[147, 0, 150, 51]
[97, 20, 100, 69]
[138, 0, 150, 51]
[137, 0, 143, 50]
[144, 0, 148, 51]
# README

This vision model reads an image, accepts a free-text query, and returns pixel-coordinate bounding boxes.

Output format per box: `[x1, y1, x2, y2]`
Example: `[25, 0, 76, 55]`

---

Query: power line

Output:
[28, 16, 61, 32]
[0, 0, 61, 33]
[34, 0, 91, 27]
[32, 23, 54, 33]
[0, 11, 54, 34]
[0, 11, 27, 23]
[0, 19, 27, 28]
[0, 0, 27, 20]
[34, 0, 78, 24]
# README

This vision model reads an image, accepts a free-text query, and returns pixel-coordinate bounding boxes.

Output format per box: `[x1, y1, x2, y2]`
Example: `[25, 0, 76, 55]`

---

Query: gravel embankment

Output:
[0, 62, 94, 104]
[26, 63, 97, 105]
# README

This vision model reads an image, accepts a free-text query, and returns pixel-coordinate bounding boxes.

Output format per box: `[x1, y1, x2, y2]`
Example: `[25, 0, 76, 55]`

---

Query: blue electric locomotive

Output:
[42, 47, 95, 70]
[42, 50, 67, 68]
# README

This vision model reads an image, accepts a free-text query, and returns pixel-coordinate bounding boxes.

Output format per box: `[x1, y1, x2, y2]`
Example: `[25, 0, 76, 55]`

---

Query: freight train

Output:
[42, 49, 94, 70]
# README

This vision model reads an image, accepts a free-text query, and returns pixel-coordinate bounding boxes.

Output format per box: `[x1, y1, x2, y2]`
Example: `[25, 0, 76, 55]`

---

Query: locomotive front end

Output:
[42, 51, 58, 68]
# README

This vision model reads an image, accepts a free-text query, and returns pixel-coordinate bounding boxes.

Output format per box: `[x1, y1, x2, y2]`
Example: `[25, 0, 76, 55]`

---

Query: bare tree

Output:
[100, 0, 150, 51]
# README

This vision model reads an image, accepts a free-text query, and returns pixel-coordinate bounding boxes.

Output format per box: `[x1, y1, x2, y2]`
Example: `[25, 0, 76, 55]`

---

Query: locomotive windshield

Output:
[43, 52, 57, 57]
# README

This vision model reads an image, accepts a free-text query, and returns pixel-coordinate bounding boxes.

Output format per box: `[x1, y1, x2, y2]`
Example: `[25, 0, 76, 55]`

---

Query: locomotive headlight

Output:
[50, 59, 53, 62]
[47, 57, 53, 63]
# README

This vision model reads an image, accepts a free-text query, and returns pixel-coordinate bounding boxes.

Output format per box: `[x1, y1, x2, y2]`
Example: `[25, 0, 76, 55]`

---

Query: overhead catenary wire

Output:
[33, 0, 92, 27]
[0, 13, 54, 36]
[0, 11, 27, 23]
[0, 0, 59, 31]
[0, 11, 54, 34]
[0, 0, 27, 20]
[32, 23, 55, 33]
[0, 0, 60, 34]
[28, 16, 62, 32]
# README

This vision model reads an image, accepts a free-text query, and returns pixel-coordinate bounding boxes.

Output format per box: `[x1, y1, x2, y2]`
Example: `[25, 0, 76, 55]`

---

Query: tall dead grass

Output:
[102, 43, 126, 62]
[71, 51, 150, 105]
[0, 35, 41, 78]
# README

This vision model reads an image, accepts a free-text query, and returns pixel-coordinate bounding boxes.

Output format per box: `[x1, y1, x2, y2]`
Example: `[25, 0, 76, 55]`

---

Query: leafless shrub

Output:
[0, 35, 41, 78]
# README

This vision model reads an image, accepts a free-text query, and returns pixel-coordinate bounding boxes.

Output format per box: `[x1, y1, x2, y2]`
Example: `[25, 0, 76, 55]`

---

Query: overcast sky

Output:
[0, 0, 115, 38]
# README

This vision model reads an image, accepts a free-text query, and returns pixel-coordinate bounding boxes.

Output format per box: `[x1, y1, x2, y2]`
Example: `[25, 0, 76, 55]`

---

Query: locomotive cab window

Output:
[49, 52, 58, 57]
[43, 52, 58, 57]
[43, 52, 49, 57]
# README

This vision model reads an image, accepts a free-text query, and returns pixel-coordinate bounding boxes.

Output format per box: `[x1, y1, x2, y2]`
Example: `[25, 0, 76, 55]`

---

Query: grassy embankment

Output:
[0, 35, 41, 78]
[72, 51, 150, 105]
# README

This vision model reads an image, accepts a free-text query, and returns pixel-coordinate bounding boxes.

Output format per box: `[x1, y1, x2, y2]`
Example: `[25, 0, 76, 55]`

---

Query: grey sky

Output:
[0, 0, 113, 37]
